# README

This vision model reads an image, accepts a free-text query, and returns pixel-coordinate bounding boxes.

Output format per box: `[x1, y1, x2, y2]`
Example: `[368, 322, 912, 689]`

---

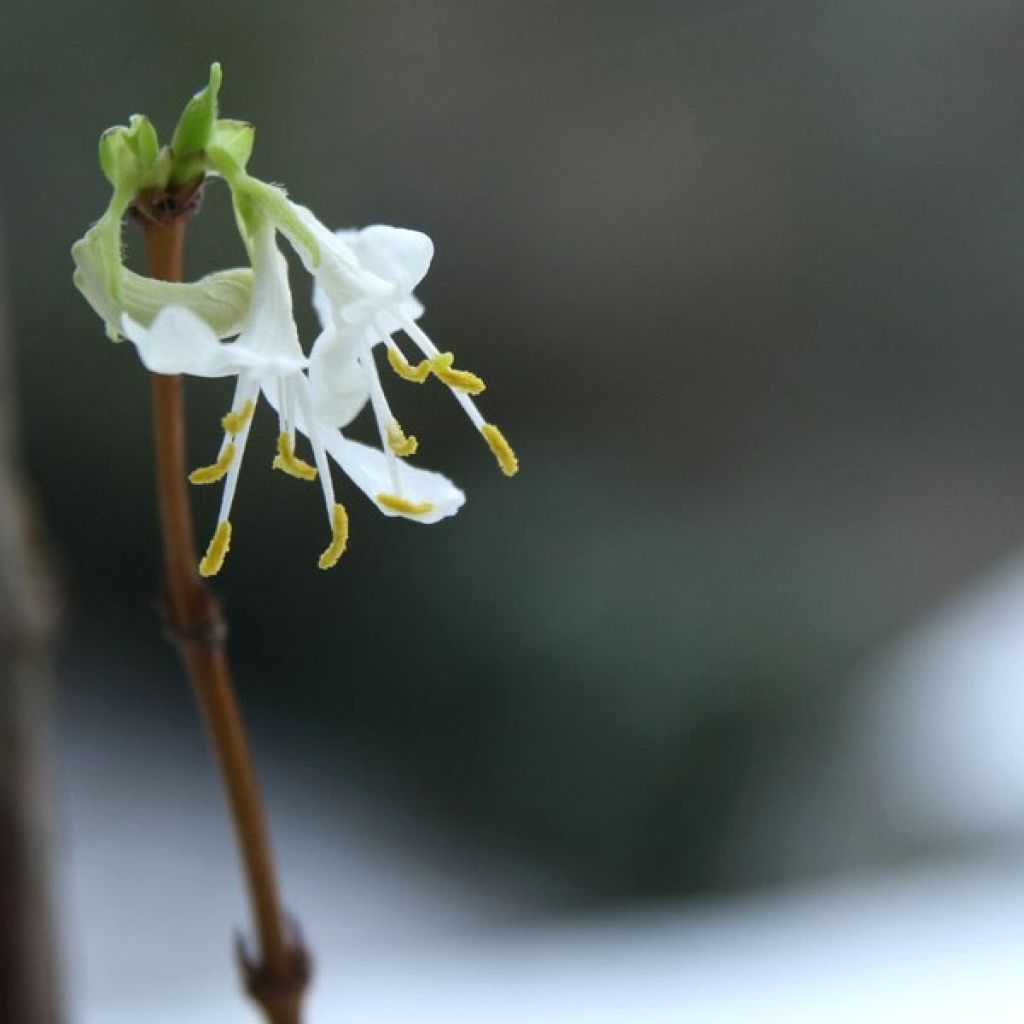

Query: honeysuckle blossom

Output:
[250, 188, 517, 512]
[122, 214, 350, 576]
[120, 209, 469, 574]
[300, 220, 520, 499]
[73, 63, 516, 578]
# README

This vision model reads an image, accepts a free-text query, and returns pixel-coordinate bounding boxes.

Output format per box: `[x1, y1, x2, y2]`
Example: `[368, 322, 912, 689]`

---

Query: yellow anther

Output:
[221, 400, 255, 436]
[318, 503, 349, 570]
[376, 493, 435, 517]
[386, 420, 419, 458]
[198, 520, 232, 577]
[272, 432, 317, 481]
[188, 443, 236, 485]
[387, 346, 431, 383]
[428, 352, 486, 395]
[482, 423, 519, 477]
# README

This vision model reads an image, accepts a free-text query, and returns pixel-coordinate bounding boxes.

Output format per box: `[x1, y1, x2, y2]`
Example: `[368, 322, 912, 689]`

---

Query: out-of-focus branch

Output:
[0, 218, 62, 1021]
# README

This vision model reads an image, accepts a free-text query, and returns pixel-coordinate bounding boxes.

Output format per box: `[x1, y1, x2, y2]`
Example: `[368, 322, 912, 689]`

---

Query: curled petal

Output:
[72, 221, 252, 341]
[121, 267, 253, 338]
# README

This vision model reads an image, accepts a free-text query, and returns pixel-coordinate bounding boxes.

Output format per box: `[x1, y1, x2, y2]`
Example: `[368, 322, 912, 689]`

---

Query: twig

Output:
[139, 191, 310, 1024]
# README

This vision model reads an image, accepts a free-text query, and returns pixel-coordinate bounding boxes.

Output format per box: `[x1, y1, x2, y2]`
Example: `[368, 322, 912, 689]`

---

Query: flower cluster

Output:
[72, 65, 517, 576]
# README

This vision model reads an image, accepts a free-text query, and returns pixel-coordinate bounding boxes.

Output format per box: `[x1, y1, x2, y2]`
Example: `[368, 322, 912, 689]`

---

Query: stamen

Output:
[291, 376, 338, 519]
[221, 400, 256, 436]
[291, 375, 338, 519]
[360, 342, 402, 494]
[386, 345, 431, 383]
[198, 520, 232, 577]
[188, 443, 236, 485]
[391, 315, 486, 431]
[318, 503, 349, 569]
[429, 352, 486, 395]
[377, 493, 435, 516]
[482, 423, 518, 476]
[272, 432, 317, 480]
[386, 420, 419, 458]
[215, 377, 259, 530]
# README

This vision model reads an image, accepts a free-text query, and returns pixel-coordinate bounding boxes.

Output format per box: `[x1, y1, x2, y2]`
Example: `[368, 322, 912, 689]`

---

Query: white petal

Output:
[285, 203, 362, 278]
[262, 375, 463, 522]
[311, 275, 334, 329]
[348, 225, 434, 294]
[312, 225, 429, 334]
[121, 307, 250, 377]
[313, 276, 404, 332]
[282, 203, 387, 326]
[321, 434, 465, 524]
[374, 295, 425, 337]
[237, 222, 306, 366]
[308, 327, 371, 428]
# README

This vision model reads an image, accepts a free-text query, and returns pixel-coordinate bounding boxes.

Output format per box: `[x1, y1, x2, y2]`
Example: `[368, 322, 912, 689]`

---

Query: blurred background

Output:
[4, 0, 1024, 1020]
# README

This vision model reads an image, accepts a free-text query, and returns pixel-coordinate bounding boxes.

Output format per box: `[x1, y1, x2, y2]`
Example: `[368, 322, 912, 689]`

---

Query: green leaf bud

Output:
[127, 114, 160, 169]
[169, 62, 222, 185]
[98, 126, 136, 191]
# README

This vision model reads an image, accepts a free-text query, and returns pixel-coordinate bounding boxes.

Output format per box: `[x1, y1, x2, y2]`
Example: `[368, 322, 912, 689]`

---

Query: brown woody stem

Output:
[140, 198, 310, 1024]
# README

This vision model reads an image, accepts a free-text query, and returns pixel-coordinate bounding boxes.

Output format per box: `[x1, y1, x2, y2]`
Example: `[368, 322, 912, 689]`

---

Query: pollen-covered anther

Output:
[428, 352, 486, 395]
[377, 493, 435, 516]
[272, 432, 317, 480]
[386, 420, 419, 458]
[188, 442, 236, 485]
[318, 503, 349, 570]
[198, 520, 232, 577]
[221, 399, 255, 436]
[387, 346, 431, 383]
[482, 423, 518, 477]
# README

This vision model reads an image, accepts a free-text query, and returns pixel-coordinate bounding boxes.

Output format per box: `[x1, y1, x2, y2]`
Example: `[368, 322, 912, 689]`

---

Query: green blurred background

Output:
[4, 0, 1024, 904]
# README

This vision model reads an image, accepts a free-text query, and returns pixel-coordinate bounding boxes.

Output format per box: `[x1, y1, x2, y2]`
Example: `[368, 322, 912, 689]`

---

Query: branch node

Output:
[129, 175, 206, 226]
[235, 920, 313, 1023]
[155, 584, 228, 650]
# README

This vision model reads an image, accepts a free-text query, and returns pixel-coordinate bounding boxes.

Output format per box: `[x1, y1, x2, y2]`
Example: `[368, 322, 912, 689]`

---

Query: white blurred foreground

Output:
[859, 547, 1024, 843]
[61, 546, 1024, 1024]
[71, 847, 1024, 1023]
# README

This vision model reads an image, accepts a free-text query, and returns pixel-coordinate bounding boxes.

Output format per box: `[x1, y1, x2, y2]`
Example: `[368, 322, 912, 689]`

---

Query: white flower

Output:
[265, 203, 513, 518]
[264, 201, 470, 525]
[122, 216, 346, 576]
[297, 219, 519, 485]
[122, 213, 466, 574]
[74, 70, 515, 580]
